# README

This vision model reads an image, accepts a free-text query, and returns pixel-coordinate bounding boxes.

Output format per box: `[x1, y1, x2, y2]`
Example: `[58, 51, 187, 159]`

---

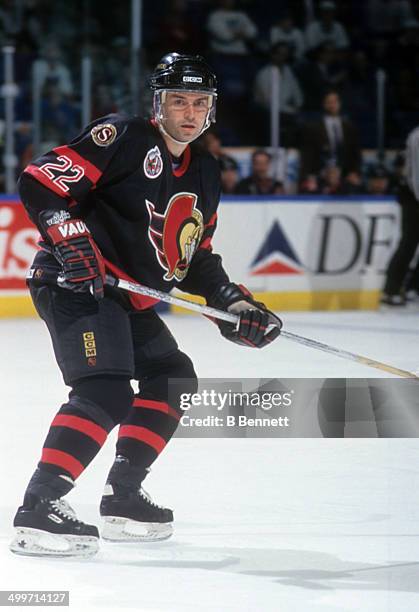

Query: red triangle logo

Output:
[251, 260, 303, 275]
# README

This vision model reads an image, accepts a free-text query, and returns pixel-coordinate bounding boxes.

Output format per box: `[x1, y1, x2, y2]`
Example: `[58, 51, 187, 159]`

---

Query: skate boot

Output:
[380, 293, 406, 308]
[100, 456, 173, 542]
[10, 468, 99, 558]
[10, 498, 99, 558]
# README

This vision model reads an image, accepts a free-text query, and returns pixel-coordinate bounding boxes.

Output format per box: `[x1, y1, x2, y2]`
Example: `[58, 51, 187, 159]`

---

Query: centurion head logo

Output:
[146, 192, 204, 281]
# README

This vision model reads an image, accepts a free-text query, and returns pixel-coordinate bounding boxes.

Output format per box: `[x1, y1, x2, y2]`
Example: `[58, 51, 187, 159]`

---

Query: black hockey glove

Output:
[208, 282, 282, 348]
[39, 210, 106, 300]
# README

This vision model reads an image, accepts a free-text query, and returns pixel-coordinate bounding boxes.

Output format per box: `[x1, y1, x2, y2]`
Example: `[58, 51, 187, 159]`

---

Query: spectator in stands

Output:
[366, 164, 391, 195]
[270, 11, 305, 62]
[253, 42, 303, 147]
[305, 1, 350, 51]
[341, 50, 377, 147]
[299, 90, 361, 189]
[300, 163, 363, 195]
[33, 41, 74, 99]
[220, 157, 240, 194]
[297, 43, 346, 111]
[105, 37, 132, 111]
[299, 175, 320, 194]
[365, 0, 414, 35]
[20, 0, 43, 50]
[158, 0, 202, 56]
[206, 0, 258, 58]
[318, 164, 343, 194]
[342, 50, 375, 114]
[206, 0, 259, 143]
[0, 0, 21, 44]
[388, 152, 405, 194]
[397, 17, 419, 58]
[41, 82, 78, 145]
[200, 129, 238, 170]
[235, 149, 284, 195]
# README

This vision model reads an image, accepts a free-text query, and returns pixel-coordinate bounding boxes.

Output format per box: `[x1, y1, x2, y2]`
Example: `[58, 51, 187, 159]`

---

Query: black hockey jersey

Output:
[18, 114, 229, 309]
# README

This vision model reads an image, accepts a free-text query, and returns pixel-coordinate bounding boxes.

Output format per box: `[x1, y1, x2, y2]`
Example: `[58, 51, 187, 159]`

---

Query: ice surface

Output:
[1, 311, 418, 611]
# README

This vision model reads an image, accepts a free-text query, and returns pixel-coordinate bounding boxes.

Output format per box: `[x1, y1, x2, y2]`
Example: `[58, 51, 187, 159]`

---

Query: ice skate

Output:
[101, 486, 173, 542]
[10, 498, 99, 558]
[379, 293, 406, 309]
[100, 456, 173, 542]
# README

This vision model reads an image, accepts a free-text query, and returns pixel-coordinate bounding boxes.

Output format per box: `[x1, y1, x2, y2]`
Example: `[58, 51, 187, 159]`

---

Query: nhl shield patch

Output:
[91, 123, 117, 146]
[144, 146, 163, 179]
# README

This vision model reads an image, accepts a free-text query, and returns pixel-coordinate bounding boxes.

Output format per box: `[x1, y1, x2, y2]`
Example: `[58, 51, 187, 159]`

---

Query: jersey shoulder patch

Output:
[90, 123, 118, 146]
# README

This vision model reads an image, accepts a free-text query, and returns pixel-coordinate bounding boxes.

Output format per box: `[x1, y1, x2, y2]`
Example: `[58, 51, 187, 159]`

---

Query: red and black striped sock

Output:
[37, 397, 115, 484]
[115, 395, 182, 471]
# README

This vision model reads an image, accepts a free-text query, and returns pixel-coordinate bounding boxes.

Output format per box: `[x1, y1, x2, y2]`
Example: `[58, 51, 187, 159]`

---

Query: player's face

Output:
[163, 92, 211, 143]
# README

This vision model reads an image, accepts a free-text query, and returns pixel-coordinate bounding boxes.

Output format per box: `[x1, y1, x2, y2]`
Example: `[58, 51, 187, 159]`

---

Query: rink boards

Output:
[0, 195, 399, 317]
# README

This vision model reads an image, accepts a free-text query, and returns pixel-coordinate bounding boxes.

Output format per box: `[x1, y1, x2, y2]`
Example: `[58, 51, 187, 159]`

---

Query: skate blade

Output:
[379, 303, 406, 311]
[9, 528, 99, 558]
[102, 516, 173, 542]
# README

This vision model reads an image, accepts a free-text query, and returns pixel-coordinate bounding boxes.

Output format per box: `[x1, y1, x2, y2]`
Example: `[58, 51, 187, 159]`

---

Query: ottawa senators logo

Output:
[143, 146, 163, 179]
[91, 123, 117, 146]
[146, 192, 204, 281]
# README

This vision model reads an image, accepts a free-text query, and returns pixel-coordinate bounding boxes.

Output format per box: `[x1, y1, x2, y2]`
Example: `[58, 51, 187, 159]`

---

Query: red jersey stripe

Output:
[53, 146, 102, 184]
[133, 398, 181, 421]
[205, 212, 217, 228]
[51, 414, 108, 446]
[199, 236, 213, 251]
[41, 448, 85, 479]
[118, 425, 166, 453]
[24, 164, 71, 198]
[173, 146, 191, 177]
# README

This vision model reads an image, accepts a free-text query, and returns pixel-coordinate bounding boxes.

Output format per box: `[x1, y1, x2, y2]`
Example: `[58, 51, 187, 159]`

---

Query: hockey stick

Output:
[106, 275, 419, 379]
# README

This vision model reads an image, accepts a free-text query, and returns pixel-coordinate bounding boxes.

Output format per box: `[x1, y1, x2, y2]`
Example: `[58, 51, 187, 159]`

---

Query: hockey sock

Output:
[115, 350, 197, 473]
[38, 395, 114, 481]
[28, 377, 133, 501]
[115, 394, 182, 470]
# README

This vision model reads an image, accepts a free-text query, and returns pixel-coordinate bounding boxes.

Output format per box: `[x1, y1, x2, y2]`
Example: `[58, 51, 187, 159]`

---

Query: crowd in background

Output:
[0, 0, 418, 193]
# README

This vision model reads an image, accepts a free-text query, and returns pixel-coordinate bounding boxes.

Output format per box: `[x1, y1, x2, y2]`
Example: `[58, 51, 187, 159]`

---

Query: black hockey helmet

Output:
[149, 52, 217, 95]
[150, 52, 218, 144]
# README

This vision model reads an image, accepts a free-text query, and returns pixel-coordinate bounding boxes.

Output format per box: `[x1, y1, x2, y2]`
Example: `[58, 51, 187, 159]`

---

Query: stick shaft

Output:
[109, 276, 419, 379]
[280, 330, 418, 379]
[110, 277, 238, 323]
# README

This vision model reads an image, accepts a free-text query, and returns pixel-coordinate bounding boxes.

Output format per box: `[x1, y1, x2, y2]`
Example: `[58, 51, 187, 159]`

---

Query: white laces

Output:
[139, 487, 165, 510]
[50, 499, 79, 522]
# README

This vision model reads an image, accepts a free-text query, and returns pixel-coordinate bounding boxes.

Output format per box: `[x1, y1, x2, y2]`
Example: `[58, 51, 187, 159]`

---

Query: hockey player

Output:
[10, 53, 282, 557]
